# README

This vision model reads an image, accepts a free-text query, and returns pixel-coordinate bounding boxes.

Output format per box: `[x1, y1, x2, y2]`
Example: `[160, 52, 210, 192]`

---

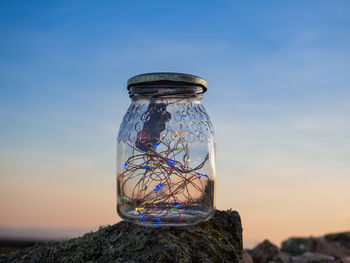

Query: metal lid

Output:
[127, 72, 207, 92]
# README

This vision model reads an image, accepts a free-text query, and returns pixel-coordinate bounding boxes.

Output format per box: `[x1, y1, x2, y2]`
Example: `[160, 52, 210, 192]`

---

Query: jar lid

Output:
[127, 72, 207, 92]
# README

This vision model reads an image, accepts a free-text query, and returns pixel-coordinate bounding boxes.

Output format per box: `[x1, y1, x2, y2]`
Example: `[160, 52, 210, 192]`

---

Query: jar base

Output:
[117, 206, 215, 227]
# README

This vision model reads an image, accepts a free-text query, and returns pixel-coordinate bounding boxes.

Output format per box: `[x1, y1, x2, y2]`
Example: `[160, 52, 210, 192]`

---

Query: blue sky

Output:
[1, 1, 350, 247]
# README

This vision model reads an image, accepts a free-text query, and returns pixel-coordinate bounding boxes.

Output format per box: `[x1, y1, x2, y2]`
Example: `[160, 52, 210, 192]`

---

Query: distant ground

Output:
[0, 239, 51, 254]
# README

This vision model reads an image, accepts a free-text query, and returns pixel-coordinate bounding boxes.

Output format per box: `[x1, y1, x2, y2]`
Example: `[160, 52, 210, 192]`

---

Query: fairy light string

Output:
[119, 100, 212, 220]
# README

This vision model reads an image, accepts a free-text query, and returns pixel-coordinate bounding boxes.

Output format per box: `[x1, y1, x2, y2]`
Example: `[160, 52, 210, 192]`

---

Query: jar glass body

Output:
[116, 85, 216, 226]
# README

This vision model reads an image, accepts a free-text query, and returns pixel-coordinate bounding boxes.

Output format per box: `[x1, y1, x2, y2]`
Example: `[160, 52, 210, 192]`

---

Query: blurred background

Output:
[0, 0, 349, 251]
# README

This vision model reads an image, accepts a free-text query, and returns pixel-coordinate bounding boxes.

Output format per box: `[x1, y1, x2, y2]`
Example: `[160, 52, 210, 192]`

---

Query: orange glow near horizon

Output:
[1, 147, 349, 248]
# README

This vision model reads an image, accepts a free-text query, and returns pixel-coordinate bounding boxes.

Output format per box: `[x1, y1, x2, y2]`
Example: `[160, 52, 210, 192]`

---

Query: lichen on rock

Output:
[0, 209, 243, 263]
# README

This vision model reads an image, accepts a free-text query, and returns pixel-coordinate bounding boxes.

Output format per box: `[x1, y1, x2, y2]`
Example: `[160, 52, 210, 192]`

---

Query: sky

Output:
[0, 1, 350, 248]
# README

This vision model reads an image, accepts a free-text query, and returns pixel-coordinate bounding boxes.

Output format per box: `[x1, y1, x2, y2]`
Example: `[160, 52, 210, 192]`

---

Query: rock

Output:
[249, 239, 289, 263]
[335, 256, 350, 263]
[0, 209, 243, 263]
[325, 233, 350, 250]
[281, 233, 350, 260]
[291, 252, 334, 263]
[308, 238, 350, 259]
[241, 251, 253, 263]
[281, 237, 309, 256]
[331, 257, 350, 263]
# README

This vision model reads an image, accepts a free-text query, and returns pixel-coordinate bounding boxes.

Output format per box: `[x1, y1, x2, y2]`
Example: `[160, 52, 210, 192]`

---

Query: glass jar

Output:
[117, 72, 216, 226]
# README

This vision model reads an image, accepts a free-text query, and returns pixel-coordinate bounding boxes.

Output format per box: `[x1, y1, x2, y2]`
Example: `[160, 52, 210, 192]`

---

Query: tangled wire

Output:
[119, 100, 211, 219]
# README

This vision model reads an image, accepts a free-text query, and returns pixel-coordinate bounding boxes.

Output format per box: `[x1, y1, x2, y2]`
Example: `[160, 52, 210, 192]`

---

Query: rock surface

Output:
[241, 251, 254, 263]
[325, 233, 350, 250]
[0, 209, 243, 263]
[333, 257, 350, 263]
[307, 237, 350, 259]
[249, 232, 350, 263]
[281, 237, 309, 256]
[291, 252, 334, 263]
[249, 239, 288, 263]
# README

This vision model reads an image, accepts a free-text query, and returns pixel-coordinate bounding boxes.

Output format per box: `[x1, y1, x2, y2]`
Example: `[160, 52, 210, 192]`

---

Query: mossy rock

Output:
[0, 210, 242, 263]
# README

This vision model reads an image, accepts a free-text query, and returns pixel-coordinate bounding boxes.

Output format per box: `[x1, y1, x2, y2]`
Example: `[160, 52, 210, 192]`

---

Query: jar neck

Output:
[128, 84, 205, 101]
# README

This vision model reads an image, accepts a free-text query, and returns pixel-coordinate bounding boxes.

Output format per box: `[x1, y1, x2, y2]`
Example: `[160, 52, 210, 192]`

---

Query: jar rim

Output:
[127, 72, 207, 92]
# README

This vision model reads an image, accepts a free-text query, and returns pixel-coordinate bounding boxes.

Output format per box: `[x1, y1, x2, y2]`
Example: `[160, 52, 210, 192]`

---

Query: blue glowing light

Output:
[140, 214, 145, 219]
[154, 217, 161, 221]
[196, 173, 202, 179]
[203, 174, 209, 178]
[176, 204, 181, 208]
[153, 183, 163, 192]
[144, 165, 151, 169]
[153, 142, 160, 147]
[122, 162, 128, 168]
[167, 159, 174, 166]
